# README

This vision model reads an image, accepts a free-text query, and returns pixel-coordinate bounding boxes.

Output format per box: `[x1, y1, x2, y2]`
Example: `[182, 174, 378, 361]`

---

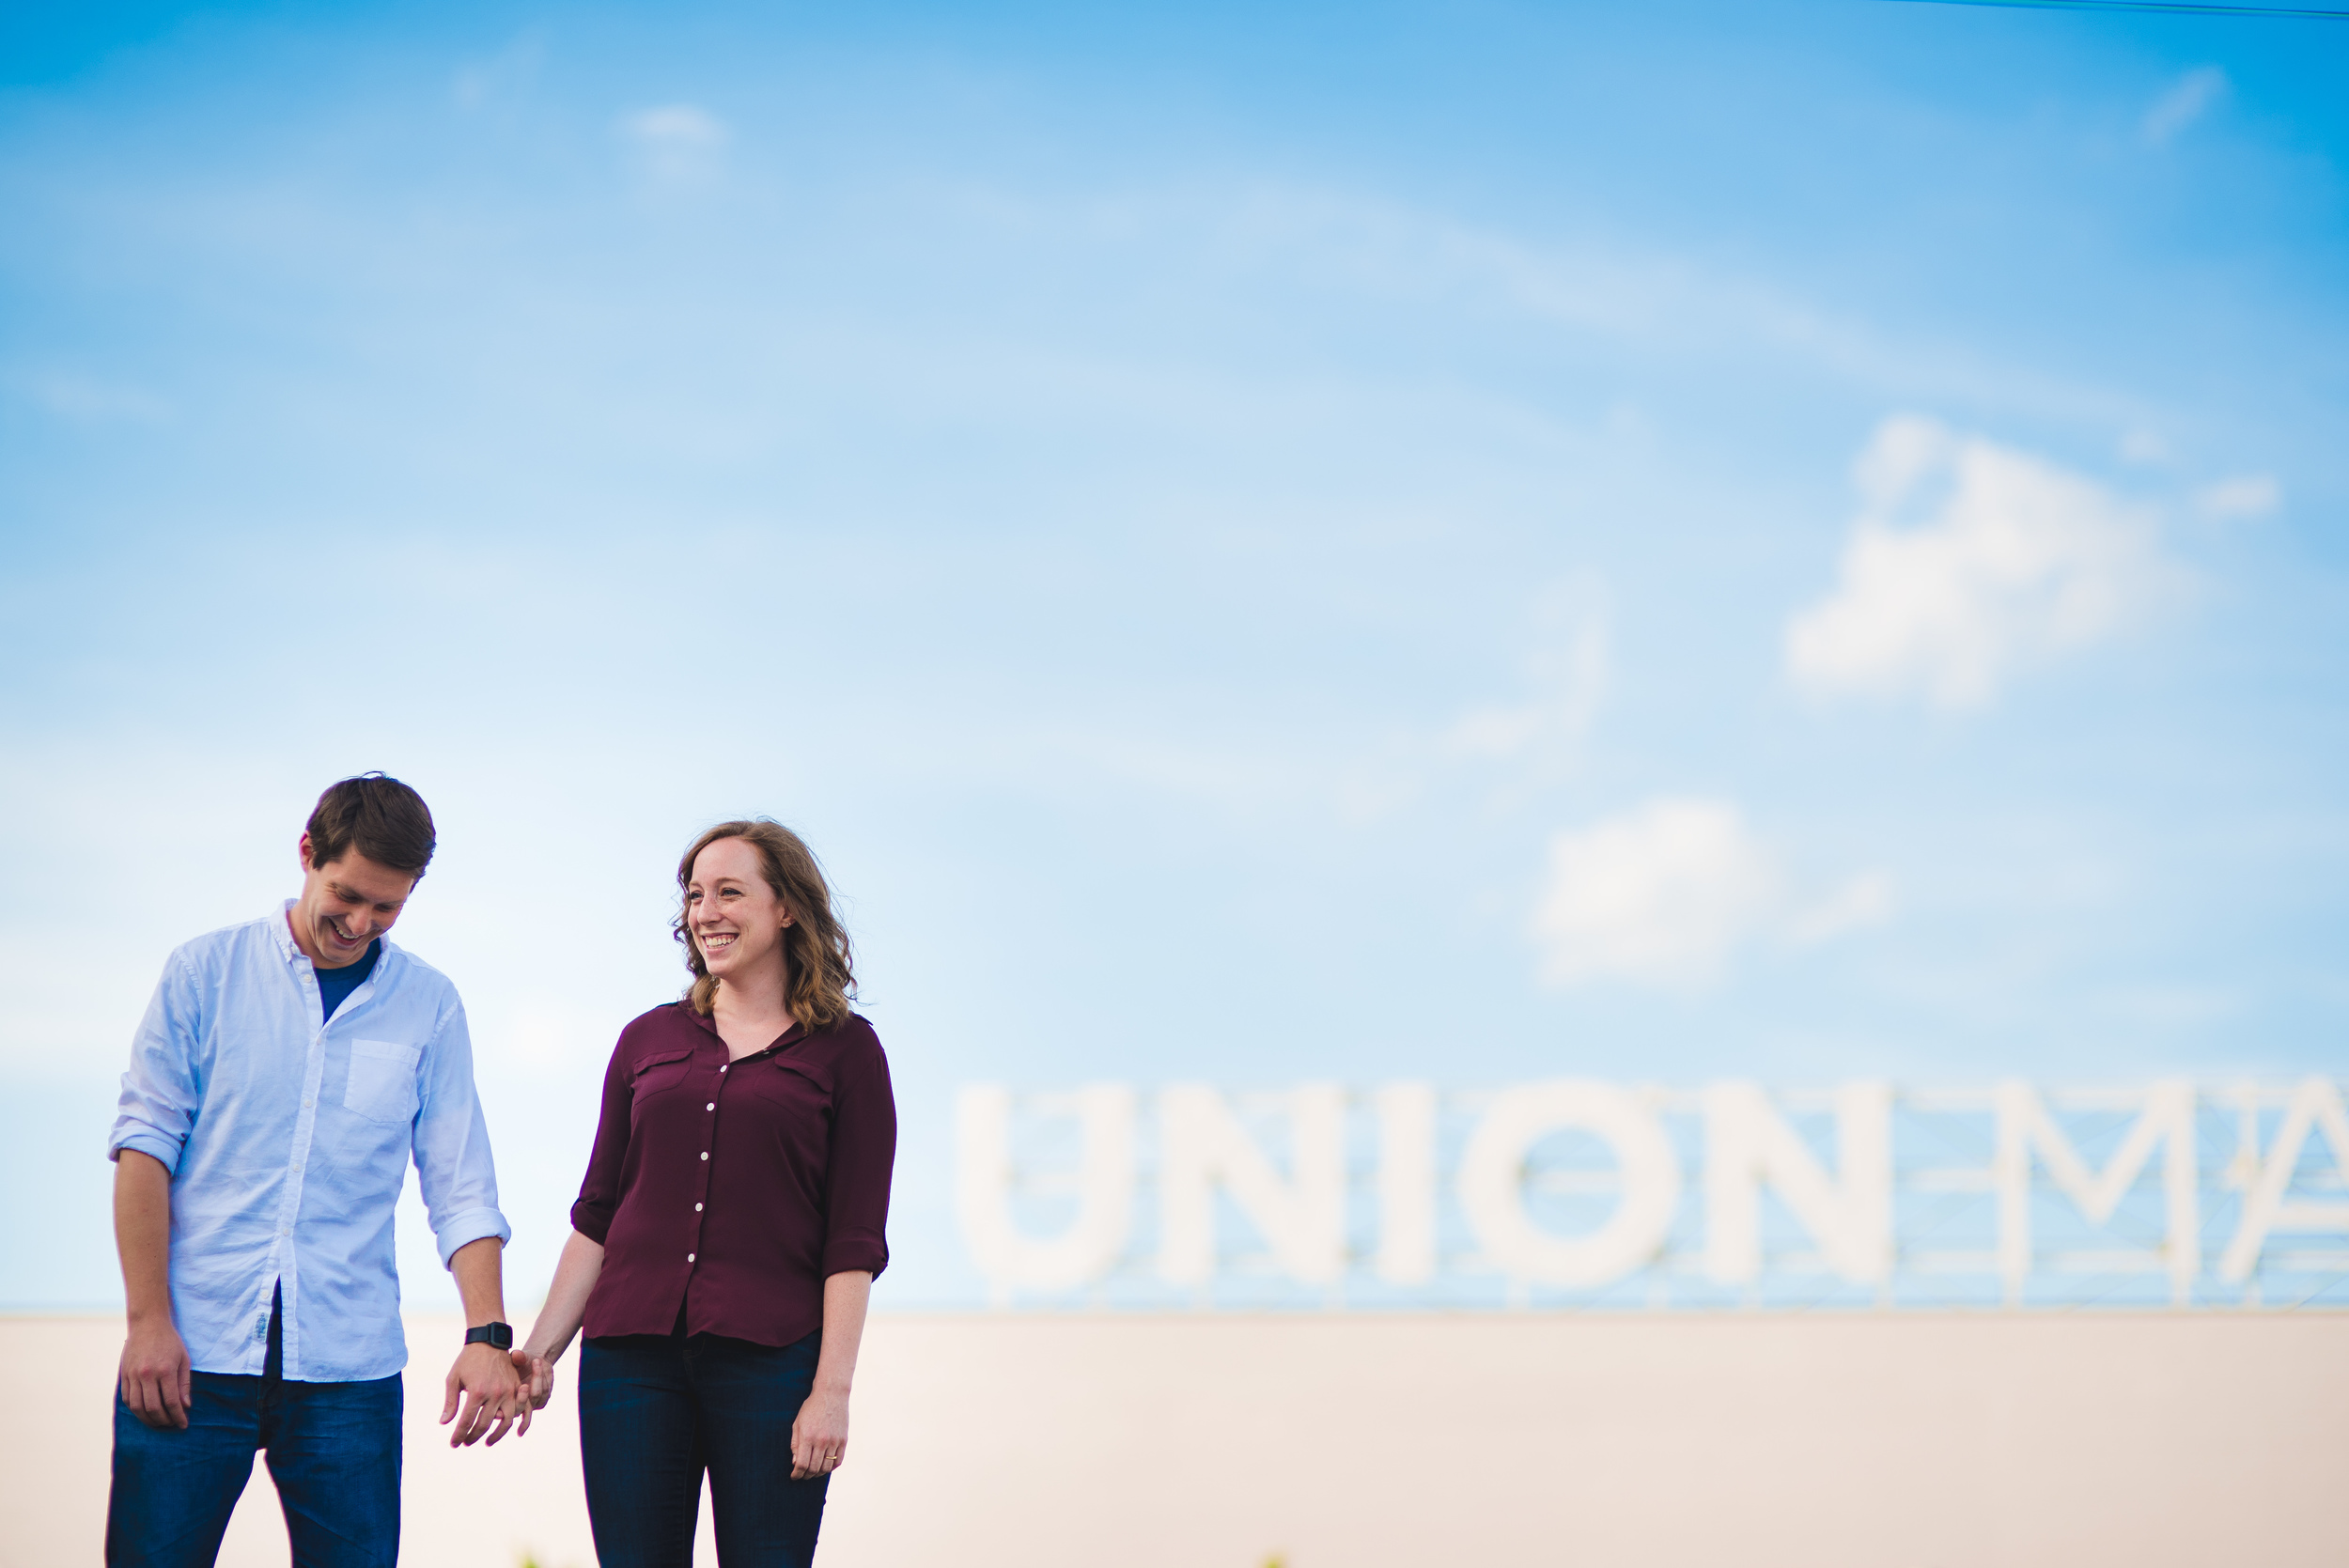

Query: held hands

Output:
[789, 1383, 849, 1481]
[440, 1342, 532, 1448]
[435, 1333, 833, 1473]
[118, 1316, 193, 1430]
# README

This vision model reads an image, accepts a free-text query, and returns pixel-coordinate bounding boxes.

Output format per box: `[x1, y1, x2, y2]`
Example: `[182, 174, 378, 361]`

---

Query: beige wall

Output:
[9, 1311, 2343, 1568]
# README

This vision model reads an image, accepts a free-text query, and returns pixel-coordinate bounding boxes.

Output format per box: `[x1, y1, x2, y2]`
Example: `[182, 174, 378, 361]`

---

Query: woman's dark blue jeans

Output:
[580, 1328, 829, 1568]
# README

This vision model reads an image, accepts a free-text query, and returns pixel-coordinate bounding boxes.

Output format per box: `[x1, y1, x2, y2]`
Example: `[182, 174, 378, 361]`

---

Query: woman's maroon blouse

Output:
[570, 1002, 896, 1346]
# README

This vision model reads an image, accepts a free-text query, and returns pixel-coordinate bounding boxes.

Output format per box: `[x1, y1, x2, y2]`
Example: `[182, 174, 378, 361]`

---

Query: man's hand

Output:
[440, 1341, 526, 1448]
[118, 1316, 192, 1430]
[789, 1383, 849, 1481]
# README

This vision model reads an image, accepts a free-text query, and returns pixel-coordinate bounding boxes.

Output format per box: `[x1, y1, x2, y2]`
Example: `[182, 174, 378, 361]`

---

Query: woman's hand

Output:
[789, 1383, 849, 1481]
[516, 1349, 555, 1411]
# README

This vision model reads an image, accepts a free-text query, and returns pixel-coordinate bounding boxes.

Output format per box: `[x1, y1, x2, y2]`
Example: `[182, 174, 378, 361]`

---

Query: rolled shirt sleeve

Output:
[411, 1000, 511, 1266]
[820, 1035, 897, 1280]
[568, 1040, 637, 1247]
[110, 955, 205, 1174]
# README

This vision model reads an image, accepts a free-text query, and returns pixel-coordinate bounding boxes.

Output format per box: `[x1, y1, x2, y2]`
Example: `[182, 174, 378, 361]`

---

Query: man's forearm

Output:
[114, 1150, 175, 1324]
[448, 1236, 507, 1327]
[114, 1148, 191, 1429]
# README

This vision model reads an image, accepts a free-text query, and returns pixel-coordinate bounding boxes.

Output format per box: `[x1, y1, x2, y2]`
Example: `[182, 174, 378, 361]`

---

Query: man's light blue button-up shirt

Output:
[109, 904, 510, 1382]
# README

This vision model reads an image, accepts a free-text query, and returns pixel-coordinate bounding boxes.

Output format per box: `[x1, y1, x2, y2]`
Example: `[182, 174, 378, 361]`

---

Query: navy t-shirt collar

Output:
[316, 939, 382, 1022]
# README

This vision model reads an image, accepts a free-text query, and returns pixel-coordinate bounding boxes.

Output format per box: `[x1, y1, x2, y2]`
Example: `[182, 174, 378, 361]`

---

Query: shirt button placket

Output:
[693, 1062, 718, 1265]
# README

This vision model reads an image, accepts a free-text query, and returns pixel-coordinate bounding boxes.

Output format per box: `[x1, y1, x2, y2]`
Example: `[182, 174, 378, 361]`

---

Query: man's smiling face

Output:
[288, 832, 416, 969]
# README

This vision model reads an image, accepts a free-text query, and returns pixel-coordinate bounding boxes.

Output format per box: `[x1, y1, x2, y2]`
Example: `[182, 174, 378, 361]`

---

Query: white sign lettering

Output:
[956, 1079, 2349, 1309]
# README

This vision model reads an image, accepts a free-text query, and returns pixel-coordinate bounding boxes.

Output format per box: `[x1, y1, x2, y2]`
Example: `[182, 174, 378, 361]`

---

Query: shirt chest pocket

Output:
[740, 1057, 834, 1139]
[630, 1048, 697, 1106]
[344, 1038, 423, 1125]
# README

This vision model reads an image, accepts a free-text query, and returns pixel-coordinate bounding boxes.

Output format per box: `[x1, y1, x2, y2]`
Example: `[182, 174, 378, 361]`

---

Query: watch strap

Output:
[465, 1321, 514, 1350]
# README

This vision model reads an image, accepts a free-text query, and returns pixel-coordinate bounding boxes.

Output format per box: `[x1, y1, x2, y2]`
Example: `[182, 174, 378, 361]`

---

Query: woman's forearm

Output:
[814, 1270, 872, 1395]
[521, 1230, 606, 1365]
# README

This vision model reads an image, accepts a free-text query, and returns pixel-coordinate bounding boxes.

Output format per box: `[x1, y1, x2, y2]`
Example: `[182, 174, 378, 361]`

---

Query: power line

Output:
[1885, 0, 2349, 18]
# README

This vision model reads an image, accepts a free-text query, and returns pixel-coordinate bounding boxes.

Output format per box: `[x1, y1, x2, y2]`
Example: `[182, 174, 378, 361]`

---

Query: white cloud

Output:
[618, 104, 729, 184]
[2194, 474, 2279, 520]
[2143, 67, 2228, 147]
[1442, 610, 1609, 764]
[451, 34, 543, 111]
[1047, 182, 2134, 430]
[1534, 799, 1775, 986]
[8, 369, 170, 423]
[1328, 589, 1610, 825]
[1785, 870, 1897, 947]
[1783, 415, 2170, 709]
[1532, 800, 1735, 985]
[1531, 799, 1894, 987]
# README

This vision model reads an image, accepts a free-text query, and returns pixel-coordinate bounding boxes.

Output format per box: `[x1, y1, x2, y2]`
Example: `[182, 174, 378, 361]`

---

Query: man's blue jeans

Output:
[106, 1337, 401, 1568]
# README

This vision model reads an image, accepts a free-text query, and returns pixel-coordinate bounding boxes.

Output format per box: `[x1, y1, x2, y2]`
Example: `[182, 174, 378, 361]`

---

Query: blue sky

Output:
[2, 0, 2343, 1310]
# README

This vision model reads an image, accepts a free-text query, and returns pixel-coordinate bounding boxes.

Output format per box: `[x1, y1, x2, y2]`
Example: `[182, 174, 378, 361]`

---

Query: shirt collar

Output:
[272, 900, 303, 965]
[271, 898, 398, 978]
[682, 1003, 808, 1057]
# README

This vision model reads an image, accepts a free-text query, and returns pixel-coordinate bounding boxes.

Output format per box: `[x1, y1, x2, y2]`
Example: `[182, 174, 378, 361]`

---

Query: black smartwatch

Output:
[465, 1321, 514, 1350]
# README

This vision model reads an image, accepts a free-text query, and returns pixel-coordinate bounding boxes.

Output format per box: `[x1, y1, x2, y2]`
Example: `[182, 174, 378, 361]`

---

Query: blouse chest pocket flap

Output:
[769, 1055, 833, 1097]
[344, 1038, 423, 1125]
[740, 1054, 834, 1121]
[630, 1047, 696, 1098]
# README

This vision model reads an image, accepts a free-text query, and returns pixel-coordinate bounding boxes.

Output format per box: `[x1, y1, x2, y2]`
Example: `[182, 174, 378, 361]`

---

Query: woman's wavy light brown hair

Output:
[674, 819, 857, 1029]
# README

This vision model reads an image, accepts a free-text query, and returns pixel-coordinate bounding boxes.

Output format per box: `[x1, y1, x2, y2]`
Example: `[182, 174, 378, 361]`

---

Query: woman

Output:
[520, 819, 895, 1567]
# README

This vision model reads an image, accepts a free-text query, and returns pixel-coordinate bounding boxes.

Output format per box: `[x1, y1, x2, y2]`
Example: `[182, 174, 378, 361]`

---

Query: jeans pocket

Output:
[343, 1039, 422, 1124]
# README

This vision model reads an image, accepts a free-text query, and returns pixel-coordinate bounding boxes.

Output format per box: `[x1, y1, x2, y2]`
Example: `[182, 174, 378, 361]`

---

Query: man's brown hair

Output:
[304, 773, 437, 877]
[673, 818, 857, 1030]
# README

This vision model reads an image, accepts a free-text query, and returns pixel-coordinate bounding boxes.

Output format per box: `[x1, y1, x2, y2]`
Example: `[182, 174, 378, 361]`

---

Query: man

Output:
[107, 773, 528, 1568]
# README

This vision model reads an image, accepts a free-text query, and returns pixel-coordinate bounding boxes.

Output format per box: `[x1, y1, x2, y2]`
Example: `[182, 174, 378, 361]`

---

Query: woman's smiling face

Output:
[687, 835, 794, 986]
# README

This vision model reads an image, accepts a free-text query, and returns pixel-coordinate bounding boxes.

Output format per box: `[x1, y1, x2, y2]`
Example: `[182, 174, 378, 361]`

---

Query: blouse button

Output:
[694, 1203, 704, 1212]
[700, 1151, 709, 1160]
[687, 1252, 695, 1263]
[706, 1102, 715, 1111]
